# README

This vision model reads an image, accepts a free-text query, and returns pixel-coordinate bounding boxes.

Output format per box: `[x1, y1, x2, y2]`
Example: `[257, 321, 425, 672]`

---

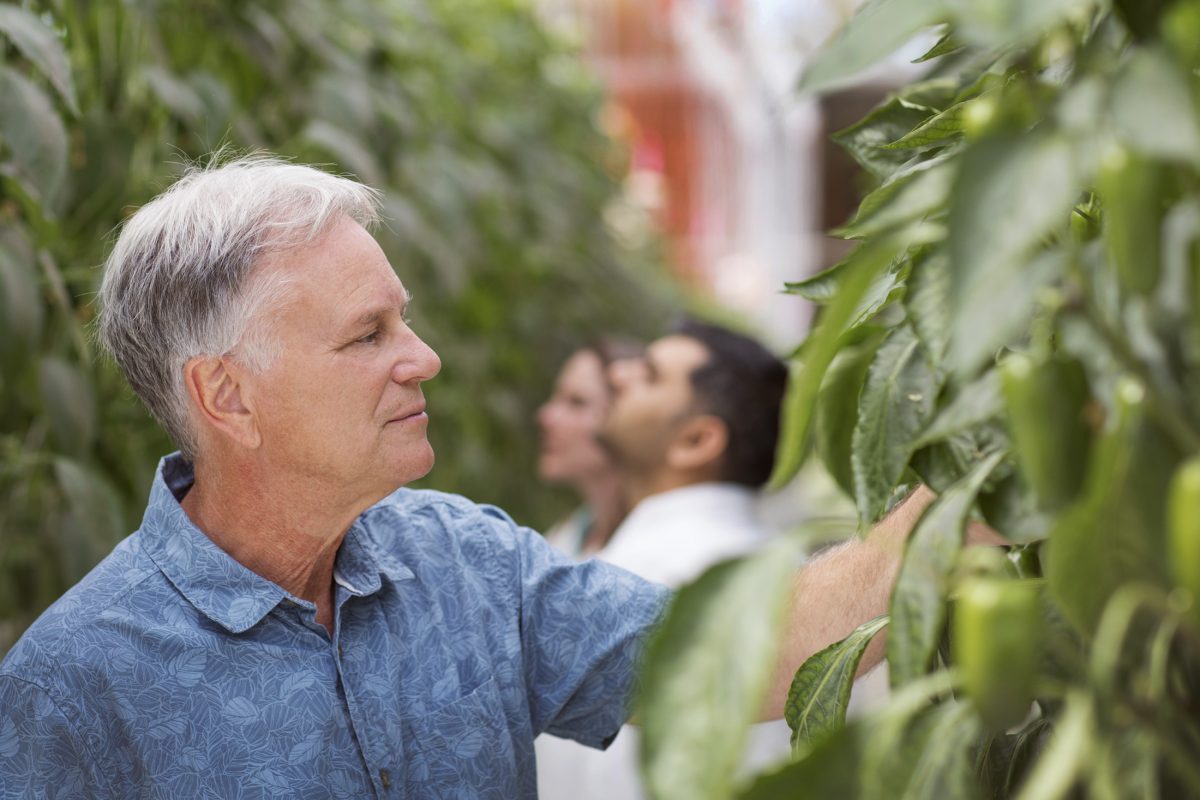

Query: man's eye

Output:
[356, 329, 381, 345]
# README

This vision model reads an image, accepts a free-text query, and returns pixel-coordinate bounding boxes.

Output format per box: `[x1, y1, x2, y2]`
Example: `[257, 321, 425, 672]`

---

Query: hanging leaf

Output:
[831, 99, 938, 180]
[0, 65, 68, 206]
[737, 722, 865, 800]
[888, 450, 1006, 686]
[905, 249, 951, 366]
[912, 371, 1004, 449]
[913, 29, 963, 63]
[0, 230, 44, 356]
[883, 102, 968, 150]
[638, 536, 805, 800]
[798, 0, 948, 96]
[52, 458, 128, 582]
[0, 5, 78, 114]
[815, 332, 886, 499]
[953, 0, 1098, 52]
[302, 119, 386, 186]
[1045, 379, 1179, 636]
[1111, 47, 1200, 165]
[949, 246, 1067, 376]
[836, 156, 955, 239]
[785, 614, 889, 753]
[948, 132, 1078, 369]
[37, 356, 97, 455]
[851, 322, 941, 522]
[770, 237, 909, 490]
[883, 701, 982, 799]
[1012, 693, 1094, 800]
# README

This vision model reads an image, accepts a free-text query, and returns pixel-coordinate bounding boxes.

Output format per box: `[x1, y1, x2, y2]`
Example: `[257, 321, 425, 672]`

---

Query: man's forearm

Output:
[762, 486, 936, 717]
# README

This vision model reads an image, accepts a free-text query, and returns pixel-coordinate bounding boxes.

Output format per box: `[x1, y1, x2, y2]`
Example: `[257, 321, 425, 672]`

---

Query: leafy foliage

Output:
[640, 0, 1200, 797]
[0, 0, 677, 653]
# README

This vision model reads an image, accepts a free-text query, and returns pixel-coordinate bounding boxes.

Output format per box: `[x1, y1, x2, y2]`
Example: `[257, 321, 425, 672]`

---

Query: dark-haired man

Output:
[596, 319, 787, 584]
[538, 320, 794, 799]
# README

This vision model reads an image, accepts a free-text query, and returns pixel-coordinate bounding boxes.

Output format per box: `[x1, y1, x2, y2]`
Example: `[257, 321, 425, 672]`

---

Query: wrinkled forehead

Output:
[256, 217, 406, 329]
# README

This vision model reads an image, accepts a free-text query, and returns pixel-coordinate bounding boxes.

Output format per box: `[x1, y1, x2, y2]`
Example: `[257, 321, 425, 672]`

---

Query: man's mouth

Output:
[387, 404, 427, 424]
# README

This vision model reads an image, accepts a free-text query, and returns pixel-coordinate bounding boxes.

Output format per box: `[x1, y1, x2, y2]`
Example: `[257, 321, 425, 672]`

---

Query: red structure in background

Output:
[542, 0, 922, 346]
[566, 0, 738, 285]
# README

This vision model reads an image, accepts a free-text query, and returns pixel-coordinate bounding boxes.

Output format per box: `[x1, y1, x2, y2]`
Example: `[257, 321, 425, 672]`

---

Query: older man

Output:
[0, 158, 925, 798]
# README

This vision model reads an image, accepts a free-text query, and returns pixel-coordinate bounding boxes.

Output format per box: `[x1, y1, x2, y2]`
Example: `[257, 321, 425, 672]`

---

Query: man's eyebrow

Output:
[346, 290, 413, 330]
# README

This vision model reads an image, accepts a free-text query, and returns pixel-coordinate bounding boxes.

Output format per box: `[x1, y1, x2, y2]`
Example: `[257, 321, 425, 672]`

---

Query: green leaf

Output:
[882, 102, 967, 150]
[893, 701, 982, 799]
[1013, 692, 1094, 800]
[954, 0, 1098, 51]
[1111, 47, 1200, 164]
[0, 5, 78, 114]
[770, 237, 908, 489]
[851, 323, 941, 522]
[798, 0, 947, 96]
[856, 670, 961, 795]
[948, 130, 1078, 367]
[53, 457, 127, 583]
[638, 536, 805, 800]
[950, 244, 1067, 376]
[888, 450, 1005, 686]
[738, 722, 865, 800]
[0, 228, 43, 355]
[905, 249, 951, 366]
[912, 370, 1004, 449]
[815, 334, 886, 499]
[832, 100, 938, 180]
[302, 119, 385, 187]
[142, 65, 206, 122]
[1045, 379, 1179, 636]
[785, 253, 909, 330]
[0, 65, 68, 206]
[785, 614, 889, 753]
[913, 29, 963, 63]
[38, 357, 97, 455]
[836, 155, 954, 239]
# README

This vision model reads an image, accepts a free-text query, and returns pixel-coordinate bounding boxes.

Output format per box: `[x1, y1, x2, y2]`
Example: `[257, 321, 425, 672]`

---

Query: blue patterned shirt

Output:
[0, 455, 669, 798]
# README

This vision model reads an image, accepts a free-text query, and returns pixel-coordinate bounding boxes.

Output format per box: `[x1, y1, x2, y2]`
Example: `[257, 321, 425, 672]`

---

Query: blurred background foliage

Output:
[0, 0, 680, 652]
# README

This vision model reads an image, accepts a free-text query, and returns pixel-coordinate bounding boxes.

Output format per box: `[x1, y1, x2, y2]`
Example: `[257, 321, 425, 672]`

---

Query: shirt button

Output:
[380, 769, 392, 789]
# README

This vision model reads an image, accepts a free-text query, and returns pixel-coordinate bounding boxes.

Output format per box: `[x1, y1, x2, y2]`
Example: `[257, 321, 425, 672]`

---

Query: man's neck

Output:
[623, 469, 713, 509]
[180, 458, 365, 636]
[576, 470, 629, 554]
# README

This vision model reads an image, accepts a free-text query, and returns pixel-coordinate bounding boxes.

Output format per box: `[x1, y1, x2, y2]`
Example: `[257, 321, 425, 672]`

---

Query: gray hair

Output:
[97, 154, 381, 459]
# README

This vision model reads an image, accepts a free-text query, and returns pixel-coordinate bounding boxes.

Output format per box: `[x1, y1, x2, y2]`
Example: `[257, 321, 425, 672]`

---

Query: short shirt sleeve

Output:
[0, 675, 102, 799]
[478, 506, 671, 749]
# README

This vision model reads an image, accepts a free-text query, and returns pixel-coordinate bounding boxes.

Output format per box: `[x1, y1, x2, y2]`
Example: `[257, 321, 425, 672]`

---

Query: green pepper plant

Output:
[636, 0, 1200, 797]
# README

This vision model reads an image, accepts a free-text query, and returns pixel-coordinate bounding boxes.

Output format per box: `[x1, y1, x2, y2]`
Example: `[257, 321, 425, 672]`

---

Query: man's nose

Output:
[393, 330, 441, 383]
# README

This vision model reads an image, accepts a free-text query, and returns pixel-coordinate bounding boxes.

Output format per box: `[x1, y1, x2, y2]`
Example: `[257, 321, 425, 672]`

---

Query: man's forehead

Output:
[647, 335, 709, 373]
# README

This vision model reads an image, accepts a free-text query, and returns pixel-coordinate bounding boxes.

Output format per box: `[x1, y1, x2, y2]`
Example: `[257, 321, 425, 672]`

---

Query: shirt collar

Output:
[139, 454, 408, 633]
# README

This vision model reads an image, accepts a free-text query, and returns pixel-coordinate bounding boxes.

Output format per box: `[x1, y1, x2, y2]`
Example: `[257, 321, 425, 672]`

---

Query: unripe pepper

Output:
[1168, 457, 1200, 622]
[1001, 352, 1092, 512]
[1097, 144, 1165, 296]
[954, 577, 1042, 731]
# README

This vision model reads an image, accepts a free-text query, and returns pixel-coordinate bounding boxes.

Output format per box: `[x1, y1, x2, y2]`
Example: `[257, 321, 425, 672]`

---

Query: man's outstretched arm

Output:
[760, 486, 937, 718]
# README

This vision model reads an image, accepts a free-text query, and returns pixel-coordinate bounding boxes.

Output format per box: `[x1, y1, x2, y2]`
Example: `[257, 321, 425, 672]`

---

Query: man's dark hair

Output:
[675, 319, 788, 488]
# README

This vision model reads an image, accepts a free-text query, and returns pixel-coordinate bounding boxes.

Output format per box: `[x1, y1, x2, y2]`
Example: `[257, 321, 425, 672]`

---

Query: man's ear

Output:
[182, 356, 262, 450]
[665, 413, 727, 474]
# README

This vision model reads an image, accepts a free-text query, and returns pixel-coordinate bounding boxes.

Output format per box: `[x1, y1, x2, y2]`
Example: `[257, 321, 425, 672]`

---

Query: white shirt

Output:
[536, 483, 793, 800]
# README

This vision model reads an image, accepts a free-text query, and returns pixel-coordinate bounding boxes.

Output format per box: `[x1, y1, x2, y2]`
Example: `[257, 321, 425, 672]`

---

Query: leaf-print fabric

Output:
[0, 455, 669, 798]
